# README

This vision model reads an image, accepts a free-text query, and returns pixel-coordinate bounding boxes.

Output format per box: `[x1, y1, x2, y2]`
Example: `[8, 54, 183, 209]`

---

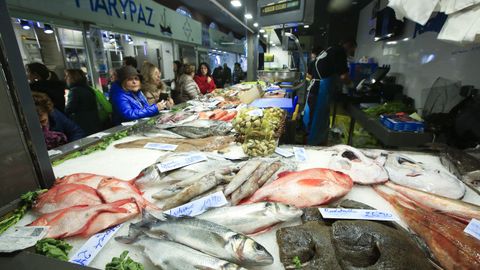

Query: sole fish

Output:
[197, 202, 302, 234]
[385, 154, 466, 199]
[326, 145, 388, 184]
[117, 233, 245, 270]
[242, 168, 353, 208]
[125, 212, 274, 267]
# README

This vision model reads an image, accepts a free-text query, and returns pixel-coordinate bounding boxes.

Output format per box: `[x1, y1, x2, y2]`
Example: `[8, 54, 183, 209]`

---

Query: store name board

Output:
[74, 0, 155, 28]
[260, 0, 300, 16]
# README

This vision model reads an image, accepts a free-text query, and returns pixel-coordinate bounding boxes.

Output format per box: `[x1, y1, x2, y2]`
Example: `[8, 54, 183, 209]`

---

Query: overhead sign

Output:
[257, 0, 314, 27]
[260, 0, 301, 16]
[7, 0, 202, 44]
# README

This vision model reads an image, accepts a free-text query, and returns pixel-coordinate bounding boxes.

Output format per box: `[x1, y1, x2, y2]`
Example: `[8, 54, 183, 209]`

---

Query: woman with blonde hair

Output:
[140, 61, 174, 108]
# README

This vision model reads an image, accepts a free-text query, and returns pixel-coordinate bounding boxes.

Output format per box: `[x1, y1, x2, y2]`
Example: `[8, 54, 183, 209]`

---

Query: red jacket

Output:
[194, 74, 216, 94]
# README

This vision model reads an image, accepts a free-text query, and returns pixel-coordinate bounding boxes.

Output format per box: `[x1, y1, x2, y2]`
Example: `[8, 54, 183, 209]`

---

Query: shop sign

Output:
[7, 0, 202, 44]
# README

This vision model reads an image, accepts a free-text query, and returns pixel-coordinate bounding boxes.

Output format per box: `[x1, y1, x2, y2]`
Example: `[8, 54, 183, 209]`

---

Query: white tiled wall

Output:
[356, 0, 480, 111]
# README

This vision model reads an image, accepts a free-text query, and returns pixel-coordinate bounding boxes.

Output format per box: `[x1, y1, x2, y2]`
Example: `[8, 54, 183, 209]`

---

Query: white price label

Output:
[121, 120, 138, 126]
[157, 153, 207, 173]
[48, 150, 62, 157]
[88, 132, 110, 139]
[319, 208, 399, 221]
[293, 147, 308, 162]
[275, 148, 294, 158]
[0, 226, 49, 253]
[248, 109, 263, 117]
[464, 219, 480, 241]
[144, 142, 178, 151]
[164, 191, 228, 217]
[70, 224, 122, 266]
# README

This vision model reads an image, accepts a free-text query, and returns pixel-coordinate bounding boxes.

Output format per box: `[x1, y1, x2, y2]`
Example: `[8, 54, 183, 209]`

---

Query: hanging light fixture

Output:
[20, 20, 30, 30]
[44, 24, 54, 34]
[231, 0, 242, 7]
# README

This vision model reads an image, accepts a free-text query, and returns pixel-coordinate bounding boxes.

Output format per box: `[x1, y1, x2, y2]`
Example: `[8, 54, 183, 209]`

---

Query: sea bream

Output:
[384, 154, 466, 199]
[197, 202, 302, 234]
[124, 212, 274, 267]
[116, 233, 245, 270]
[242, 168, 353, 208]
[326, 145, 388, 184]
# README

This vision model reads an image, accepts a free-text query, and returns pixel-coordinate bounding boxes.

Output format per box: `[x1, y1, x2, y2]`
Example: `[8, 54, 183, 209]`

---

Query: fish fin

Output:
[298, 178, 327, 186]
[115, 230, 150, 244]
[277, 171, 294, 178]
[194, 266, 216, 270]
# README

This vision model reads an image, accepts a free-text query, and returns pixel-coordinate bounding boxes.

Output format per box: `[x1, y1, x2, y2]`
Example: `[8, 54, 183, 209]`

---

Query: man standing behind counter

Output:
[305, 39, 356, 145]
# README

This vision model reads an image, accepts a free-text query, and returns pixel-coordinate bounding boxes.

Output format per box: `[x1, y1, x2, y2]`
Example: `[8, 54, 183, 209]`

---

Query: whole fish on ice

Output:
[168, 120, 232, 138]
[242, 168, 353, 208]
[385, 154, 466, 199]
[326, 145, 388, 184]
[197, 202, 302, 234]
[116, 233, 245, 270]
[124, 212, 273, 267]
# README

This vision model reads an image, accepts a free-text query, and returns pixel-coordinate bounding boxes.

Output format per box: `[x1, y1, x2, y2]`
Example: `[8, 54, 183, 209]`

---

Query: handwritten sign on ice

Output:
[157, 153, 207, 173]
[319, 208, 399, 222]
[464, 219, 480, 241]
[144, 142, 178, 151]
[164, 191, 228, 217]
[275, 147, 294, 158]
[69, 224, 122, 266]
[293, 147, 308, 162]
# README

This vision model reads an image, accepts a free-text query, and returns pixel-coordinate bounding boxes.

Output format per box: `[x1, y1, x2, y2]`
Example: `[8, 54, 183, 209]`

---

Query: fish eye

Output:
[254, 243, 262, 250]
[233, 234, 242, 240]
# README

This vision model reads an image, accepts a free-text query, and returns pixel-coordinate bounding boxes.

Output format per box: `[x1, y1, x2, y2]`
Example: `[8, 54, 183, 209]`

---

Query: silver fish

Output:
[116, 233, 245, 270]
[169, 120, 232, 138]
[197, 202, 303, 234]
[224, 160, 263, 196]
[127, 212, 274, 267]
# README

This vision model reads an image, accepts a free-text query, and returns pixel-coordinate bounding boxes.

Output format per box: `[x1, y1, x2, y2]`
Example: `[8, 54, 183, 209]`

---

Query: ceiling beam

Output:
[208, 0, 255, 34]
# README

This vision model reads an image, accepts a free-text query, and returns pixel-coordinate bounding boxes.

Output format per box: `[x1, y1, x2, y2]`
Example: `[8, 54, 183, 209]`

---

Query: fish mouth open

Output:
[341, 150, 361, 162]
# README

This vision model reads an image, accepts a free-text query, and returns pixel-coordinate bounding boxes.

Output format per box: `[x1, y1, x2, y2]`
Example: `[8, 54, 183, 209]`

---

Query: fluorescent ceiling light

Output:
[231, 0, 242, 7]
[403, 38, 409, 41]
[304, 25, 310, 28]
[263, 34, 268, 38]
[259, 29, 265, 33]
[272, 44, 276, 46]
[44, 24, 54, 34]
[253, 22, 259, 27]
[244, 13, 253, 19]
[386, 41, 397, 45]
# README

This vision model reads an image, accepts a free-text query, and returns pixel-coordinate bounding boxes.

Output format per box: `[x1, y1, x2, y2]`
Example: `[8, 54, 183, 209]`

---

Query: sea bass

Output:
[30, 199, 136, 239]
[326, 145, 388, 184]
[197, 202, 302, 234]
[34, 183, 103, 214]
[375, 186, 480, 270]
[117, 233, 245, 270]
[126, 212, 274, 267]
[385, 154, 466, 199]
[242, 168, 353, 208]
[383, 182, 480, 223]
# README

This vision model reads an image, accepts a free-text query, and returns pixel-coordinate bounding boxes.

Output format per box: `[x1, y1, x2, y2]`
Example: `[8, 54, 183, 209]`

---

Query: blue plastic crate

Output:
[380, 114, 424, 133]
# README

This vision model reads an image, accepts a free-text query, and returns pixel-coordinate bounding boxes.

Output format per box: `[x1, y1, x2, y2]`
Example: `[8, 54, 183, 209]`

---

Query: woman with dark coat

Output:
[27, 62, 66, 113]
[32, 92, 84, 149]
[64, 69, 102, 135]
[110, 66, 165, 125]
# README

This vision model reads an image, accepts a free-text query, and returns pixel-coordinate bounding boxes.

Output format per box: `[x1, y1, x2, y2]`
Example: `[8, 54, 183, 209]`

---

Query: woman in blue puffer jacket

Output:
[110, 66, 167, 125]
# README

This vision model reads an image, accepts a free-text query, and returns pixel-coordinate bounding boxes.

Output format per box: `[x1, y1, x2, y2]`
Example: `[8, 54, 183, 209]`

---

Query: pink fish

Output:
[242, 168, 353, 208]
[55, 173, 111, 189]
[30, 199, 135, 239]
[96, 178, 160, 210]
[34, 183, 104, 214]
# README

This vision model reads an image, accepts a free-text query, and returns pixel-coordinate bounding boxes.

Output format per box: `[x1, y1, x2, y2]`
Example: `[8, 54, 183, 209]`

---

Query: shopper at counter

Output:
[140, 61, 174, 108]
[110, 66, 165, 125]
[177, 64, 201, 102]
[222, 63, 232, 86]
[33, 92, 84, 149]
[64, 69, 101, 136]
[194, 62, 216, 94]
[171, 60, 184, 104]
[27, 62, 66, 113]
[212, 65, 224, 88]
[233, 62, 244, 84]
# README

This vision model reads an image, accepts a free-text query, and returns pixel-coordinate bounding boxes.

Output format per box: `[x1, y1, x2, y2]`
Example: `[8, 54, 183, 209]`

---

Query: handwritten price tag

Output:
[157, 153, 207, 173]
[293, 147, 308, 162]
[69, 224, 122, 266]
[319, 208, 399, 221]
[144, 142, 178, 151]
[464, 219, 480, 241]
[164, 191, 228, 217]
[275, 147, 294, 158]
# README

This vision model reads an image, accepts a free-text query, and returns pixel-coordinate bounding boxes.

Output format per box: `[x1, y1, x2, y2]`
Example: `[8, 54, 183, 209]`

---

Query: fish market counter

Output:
[11, 133, 480, 270]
